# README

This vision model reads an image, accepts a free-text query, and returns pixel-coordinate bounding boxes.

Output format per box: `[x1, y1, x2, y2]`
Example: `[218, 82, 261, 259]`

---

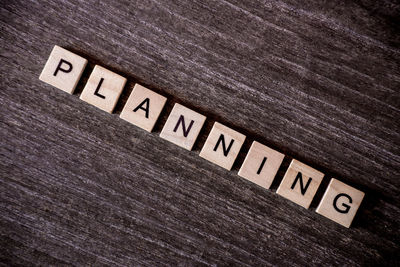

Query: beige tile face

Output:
[238, 141, 284, 189]
[199, 122, 246, 170]
[80, 65, 127, 113]
[39, 45, 88, 94]
[120, 84, 167, 132]
[316, 178, 364, 228]
[160, 103, 206, 150]
[277, 159, 324, 209]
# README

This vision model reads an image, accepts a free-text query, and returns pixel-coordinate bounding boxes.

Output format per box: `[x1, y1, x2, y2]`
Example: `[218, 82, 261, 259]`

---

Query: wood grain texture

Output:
[1, 0, 399, 266]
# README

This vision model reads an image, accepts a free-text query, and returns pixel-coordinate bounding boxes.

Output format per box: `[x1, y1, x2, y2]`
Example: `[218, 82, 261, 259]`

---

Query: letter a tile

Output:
[80, 65, 127, 113]
[200, 122, 246, 170]
[120, 84, 167, 132]
[39, 45, 88, 94]
[160, 103, 206, 150]
[277, 159, 324, 209]
[238, 141, 284, 189]
[316, 178, 364, 228]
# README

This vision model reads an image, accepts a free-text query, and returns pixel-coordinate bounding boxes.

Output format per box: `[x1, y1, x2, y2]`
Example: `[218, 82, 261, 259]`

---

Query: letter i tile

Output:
[238, 141, 284, 189]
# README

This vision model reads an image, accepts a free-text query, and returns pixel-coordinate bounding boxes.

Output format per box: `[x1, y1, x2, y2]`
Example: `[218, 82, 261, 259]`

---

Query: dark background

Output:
[1, 0, 399, 266]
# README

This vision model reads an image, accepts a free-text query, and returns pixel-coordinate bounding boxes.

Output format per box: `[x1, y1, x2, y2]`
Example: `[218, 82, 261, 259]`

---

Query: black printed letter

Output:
[53, 59, 73, 76]
[94, 78, 106, 99]
[257, 157, 267, 174]
[333, 193, 352, 213]
[213, 134, 234, 157]
[133, 98, 150, 118]
[173, 115, 194, 137]
[290, 172, 312, 195]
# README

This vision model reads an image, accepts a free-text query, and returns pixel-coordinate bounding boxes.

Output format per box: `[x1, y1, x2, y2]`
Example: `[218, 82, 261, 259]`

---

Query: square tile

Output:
[160, 103, 206, 150]
[238, 141, 284, 189]
[39, 45, 88, 94]
[120, 84, 167, 132]
[80, 65, 127, 113]
[316, 178, 365, 228]
[199, 122, 246, 170]
[276, 159, 324, 209]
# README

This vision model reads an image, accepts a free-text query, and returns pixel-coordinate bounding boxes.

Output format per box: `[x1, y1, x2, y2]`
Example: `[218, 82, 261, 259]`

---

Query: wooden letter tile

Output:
[276, 159, 324, 209]
[199, 122, 246, 170]
[160, 103, 206, 150]
[80, 65, 127, 113]
[316, 178, 364, 228]
[238, 141, 284, 189]
[120, 84, 167, 132]
[39, 45, 88, 94]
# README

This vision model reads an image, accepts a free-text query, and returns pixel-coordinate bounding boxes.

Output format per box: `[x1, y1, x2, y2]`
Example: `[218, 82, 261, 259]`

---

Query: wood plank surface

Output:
[1, 0, 399, 265]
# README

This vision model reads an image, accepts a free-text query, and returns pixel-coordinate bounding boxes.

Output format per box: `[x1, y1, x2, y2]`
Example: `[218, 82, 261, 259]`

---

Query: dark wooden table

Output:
[1, 0, 399, 266]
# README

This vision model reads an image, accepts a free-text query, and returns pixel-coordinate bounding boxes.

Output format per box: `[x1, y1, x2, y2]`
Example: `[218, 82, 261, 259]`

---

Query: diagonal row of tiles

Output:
[39, 45, 365, 228]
